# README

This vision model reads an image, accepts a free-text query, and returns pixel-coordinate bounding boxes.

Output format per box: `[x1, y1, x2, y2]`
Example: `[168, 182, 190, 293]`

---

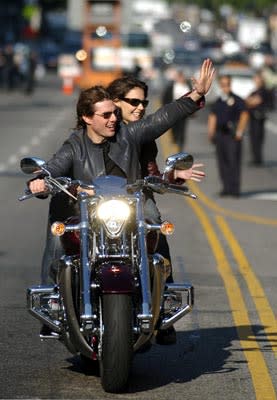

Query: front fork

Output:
[135, 191, 153, 330]
[79, 192, 94, 323]
[78, 190, 161, 334]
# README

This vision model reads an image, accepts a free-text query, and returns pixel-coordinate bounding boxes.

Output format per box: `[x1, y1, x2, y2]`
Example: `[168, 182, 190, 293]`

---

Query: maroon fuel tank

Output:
[98, 262, 134, 294]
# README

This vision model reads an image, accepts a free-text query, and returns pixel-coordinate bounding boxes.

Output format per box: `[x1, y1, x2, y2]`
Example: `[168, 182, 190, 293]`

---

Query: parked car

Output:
[200, 39, 224, 65]
[159, 47, 202, 77]
[37, 39, 62, 70]
[61, 30, 82, 56]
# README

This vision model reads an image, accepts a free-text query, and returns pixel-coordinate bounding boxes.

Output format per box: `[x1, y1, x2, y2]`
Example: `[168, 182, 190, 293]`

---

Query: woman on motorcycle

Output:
[107, 75, 205, 182]
[107, 75, 205, 344]
[30, 59, 215, 337]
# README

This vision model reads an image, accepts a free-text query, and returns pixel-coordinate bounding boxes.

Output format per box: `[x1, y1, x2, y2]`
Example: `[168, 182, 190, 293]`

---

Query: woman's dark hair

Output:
[75, 85, 111, 129]
[107, 75, 148, 100]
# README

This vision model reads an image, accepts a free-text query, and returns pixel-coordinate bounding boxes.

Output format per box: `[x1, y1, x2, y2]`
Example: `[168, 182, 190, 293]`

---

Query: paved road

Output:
[0, 75, 276, 399]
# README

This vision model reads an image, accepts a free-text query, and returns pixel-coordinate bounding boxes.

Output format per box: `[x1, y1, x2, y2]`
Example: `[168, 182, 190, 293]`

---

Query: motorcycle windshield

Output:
[92, 175, 128, 196]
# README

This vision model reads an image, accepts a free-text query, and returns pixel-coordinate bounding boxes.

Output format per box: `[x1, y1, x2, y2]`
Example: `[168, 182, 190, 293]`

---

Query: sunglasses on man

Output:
[120, 98, 149, 108]
[94, 110, 119, 119]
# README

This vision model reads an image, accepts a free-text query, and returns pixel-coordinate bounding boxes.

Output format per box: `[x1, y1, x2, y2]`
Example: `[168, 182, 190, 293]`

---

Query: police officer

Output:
[208, 75, 249, 197]
[245, 72, 270, 166]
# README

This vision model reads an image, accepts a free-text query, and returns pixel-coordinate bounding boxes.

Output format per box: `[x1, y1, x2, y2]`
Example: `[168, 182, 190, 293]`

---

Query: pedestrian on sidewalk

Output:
[207, 74, 249, 197]
[2, 43, 17, 91]
[24, 50, 37, 95]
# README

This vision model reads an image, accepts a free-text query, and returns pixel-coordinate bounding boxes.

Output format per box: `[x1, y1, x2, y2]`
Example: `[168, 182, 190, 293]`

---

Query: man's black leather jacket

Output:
[45, 96, 201, 184]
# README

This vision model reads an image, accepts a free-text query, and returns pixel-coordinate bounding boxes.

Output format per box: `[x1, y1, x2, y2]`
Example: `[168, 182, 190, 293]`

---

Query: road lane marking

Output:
[186, 198, 276, 400]
[247, 192, 277, 201]
[7, 154, 18, 165]
[189, 181, 277, 226]
[1, 108, 69, 173]
[159, 129, 277, 226]
[30, 136, 40, 146]
[160, 129, 276, 399]
[216, 215, 277, 358]
[19, 146, 30, 155]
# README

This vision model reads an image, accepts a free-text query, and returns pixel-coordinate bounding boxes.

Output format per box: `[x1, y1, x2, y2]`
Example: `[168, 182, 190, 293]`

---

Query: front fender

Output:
[98, 263, 134, 294]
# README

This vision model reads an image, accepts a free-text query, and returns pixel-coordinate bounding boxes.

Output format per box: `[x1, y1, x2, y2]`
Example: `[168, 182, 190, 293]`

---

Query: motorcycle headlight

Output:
[97, 199, 130, 237]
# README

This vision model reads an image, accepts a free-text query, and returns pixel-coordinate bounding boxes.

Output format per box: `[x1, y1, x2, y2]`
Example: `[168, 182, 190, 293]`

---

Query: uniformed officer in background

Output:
[208, 74, 249, 197]
[245, 71, 270, 166]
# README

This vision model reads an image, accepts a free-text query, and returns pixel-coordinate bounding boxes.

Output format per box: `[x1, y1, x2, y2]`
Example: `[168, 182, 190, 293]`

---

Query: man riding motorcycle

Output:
[29, 59, 215, 341]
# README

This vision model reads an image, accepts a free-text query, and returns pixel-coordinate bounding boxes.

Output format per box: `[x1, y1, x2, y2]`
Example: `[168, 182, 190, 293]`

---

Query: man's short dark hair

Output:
[76, 86, 111, 129]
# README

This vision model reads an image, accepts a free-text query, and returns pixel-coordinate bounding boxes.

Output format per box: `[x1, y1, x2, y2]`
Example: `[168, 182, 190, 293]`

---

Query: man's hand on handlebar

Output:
[29, 179, 47, 193]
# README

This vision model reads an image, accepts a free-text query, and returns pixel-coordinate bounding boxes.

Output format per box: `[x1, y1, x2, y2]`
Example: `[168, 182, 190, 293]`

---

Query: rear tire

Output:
[100, 294, 133, 393]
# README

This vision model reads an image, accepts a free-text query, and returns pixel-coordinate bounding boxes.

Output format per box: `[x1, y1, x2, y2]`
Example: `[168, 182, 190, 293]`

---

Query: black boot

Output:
[39, 324, 59, 338]
[156, 326, 176, 345]
[40, 324, 52, 336]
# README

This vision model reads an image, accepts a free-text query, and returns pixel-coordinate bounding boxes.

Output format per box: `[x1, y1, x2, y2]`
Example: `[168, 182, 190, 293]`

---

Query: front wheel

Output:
[100, 294, 133, 393]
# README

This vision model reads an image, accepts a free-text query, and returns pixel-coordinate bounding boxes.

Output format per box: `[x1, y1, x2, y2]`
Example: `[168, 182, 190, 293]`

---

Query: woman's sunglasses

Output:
[120, 98, 149, 108]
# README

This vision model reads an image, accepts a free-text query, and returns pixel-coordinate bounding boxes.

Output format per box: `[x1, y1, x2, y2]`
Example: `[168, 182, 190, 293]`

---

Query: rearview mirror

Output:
[20, 157, 47, 175]
[166, 152, 193, 170]
[163, 152, 193, 180]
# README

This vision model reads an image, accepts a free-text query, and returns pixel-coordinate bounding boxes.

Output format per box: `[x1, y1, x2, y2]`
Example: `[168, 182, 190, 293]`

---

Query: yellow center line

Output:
[216, 215, 277, 358]
[189, 181, 277, 226]
[187, 199, 276, 400]
[158, 128, 277, 226]
[159, 131, 276, 399]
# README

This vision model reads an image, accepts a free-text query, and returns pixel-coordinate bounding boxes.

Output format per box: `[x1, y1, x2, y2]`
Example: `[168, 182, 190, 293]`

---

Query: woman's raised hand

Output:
[191, 58, 216, 97]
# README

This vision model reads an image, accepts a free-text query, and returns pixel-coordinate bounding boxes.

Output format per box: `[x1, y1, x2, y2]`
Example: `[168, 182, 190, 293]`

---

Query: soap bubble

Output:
[180, 21, 191, 33]
[96, 25, 107, 37]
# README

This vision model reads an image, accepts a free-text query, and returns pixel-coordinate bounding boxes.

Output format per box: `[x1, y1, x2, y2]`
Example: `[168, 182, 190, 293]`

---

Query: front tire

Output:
[100, 294, 133, 393]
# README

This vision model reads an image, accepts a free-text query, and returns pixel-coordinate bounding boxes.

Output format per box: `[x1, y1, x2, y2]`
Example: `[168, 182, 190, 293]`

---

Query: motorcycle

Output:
[19, 152, 196, 393]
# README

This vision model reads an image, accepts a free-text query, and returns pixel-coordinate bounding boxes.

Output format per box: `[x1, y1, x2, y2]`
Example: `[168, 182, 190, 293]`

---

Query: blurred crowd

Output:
[0, 42, 38, 95]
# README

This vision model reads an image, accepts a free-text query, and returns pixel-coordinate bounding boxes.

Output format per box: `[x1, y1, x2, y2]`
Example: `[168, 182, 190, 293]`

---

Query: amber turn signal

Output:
[160, 221, 175, 235]
[51, 222, 66, 236]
